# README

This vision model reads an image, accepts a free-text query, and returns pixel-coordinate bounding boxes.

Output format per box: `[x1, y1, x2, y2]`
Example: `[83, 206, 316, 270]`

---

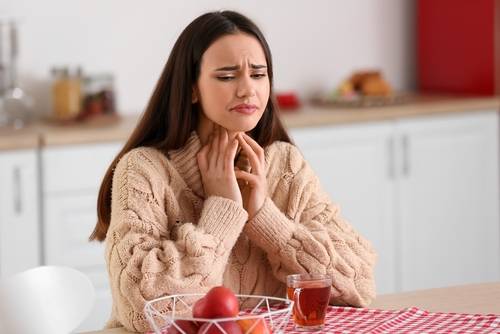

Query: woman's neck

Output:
[196, 116, 240, 145]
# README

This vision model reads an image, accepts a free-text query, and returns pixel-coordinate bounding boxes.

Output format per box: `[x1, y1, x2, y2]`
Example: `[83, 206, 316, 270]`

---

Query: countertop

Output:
[82, 282, 500, 334]
[1, 95, 499, 151]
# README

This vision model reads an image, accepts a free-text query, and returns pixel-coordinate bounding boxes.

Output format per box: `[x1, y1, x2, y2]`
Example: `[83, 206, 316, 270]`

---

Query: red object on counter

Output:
[192, 286, 239, 319]
[418, 0, 500, 95]
[276, 92, 300, 110]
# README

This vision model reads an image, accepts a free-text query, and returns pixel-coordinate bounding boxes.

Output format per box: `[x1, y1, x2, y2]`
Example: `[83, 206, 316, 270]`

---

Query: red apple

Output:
[193, 297, 208, 318]
[166, 319, 199, 334]
[193, 286, 239, 319]
[198, 320, 243, 334]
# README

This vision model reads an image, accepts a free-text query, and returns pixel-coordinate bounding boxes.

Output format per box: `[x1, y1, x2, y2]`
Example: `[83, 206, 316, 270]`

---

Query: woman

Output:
[90, 10, 376, 332]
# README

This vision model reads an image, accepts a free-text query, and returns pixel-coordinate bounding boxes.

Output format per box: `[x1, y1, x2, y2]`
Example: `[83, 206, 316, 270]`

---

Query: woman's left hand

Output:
[235, 133, 268, 219]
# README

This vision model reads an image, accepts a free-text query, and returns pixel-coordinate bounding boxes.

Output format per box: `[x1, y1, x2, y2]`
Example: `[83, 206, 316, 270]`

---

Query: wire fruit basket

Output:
[144, 294, 293, 334]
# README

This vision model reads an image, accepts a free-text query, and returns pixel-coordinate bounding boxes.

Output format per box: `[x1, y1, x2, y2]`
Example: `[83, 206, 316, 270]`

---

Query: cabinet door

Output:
[44, 193, 111, 332]
[42, 142, 122, 194]
[42, 142, 121, 331]
[0, 149, 40, 277]
[290, 122, 397, 293]
[397, 111, 500, 291]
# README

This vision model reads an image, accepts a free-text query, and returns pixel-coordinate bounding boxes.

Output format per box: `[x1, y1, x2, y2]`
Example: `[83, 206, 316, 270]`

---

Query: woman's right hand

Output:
[197, 125, 243, 206]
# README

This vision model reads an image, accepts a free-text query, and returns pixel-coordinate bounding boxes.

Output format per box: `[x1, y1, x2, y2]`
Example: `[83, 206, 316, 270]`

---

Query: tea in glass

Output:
[286, 274, 332, 331]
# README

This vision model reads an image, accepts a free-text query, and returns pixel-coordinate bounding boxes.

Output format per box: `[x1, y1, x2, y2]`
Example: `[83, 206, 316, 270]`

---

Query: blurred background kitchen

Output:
[0, 0, 499, 332]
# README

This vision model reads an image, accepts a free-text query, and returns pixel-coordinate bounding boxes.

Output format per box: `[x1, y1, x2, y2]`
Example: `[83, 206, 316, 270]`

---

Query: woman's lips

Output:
[230, 104, 257, 115]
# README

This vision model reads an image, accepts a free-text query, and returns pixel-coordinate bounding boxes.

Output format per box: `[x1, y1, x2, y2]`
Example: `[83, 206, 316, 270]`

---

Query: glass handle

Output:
[293, 288, 305, 319]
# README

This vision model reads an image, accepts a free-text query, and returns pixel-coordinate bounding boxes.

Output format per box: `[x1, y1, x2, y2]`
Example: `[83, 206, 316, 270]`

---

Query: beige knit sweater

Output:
[104, 132, 376, 332]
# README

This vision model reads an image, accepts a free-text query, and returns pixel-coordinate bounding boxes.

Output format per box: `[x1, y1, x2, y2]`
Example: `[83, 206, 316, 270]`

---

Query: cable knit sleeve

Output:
[243, 143, 376, 307]
[105, 148, 248, 332]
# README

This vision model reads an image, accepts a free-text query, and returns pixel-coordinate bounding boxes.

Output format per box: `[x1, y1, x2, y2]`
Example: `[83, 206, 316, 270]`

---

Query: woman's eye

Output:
[252, 73, 267, 79]
[217, 76, 234, 81]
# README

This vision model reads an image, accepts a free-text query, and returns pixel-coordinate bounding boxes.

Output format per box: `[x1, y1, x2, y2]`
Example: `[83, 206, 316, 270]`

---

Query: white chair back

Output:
[0, 266, 95, 334]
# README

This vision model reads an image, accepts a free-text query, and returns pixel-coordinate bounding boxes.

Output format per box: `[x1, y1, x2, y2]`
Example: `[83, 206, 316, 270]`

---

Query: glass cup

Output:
[286, 273, 332, 332]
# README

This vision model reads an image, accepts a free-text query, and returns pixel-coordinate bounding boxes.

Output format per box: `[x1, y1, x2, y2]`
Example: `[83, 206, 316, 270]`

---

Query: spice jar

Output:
[81, 73, 116, 118]
[51, 67, 82, 121]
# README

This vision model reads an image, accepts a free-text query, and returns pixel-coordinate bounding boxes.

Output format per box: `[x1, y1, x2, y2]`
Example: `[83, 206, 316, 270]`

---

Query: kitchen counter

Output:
[283, 94, 500, 128]
[82, 282, 500, 334]
[1, 95, 499, 151]
[0, 114, 137, 150]
[0, 124, 41, 151]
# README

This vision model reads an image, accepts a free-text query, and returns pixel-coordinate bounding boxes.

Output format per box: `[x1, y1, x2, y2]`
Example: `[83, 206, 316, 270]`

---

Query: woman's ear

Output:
[192, 86, 199, 104]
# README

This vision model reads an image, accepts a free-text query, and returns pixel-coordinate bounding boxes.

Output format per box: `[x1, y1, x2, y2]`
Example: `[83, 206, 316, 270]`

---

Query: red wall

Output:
[418, 0, 499, 95]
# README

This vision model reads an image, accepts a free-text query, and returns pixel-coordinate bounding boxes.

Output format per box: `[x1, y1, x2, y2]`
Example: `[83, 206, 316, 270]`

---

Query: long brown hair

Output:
[90, 10, 292, 242]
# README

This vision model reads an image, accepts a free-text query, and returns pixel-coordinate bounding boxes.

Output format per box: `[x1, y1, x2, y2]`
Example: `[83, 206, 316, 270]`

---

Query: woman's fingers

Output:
[196, 143, 209, 172]
[235, 169, 259, 186]
[204, 132, 213, 168]
[208, 126, 219, 169]
[205, 127, 265, 178]
[242, 133, 265, 162]
[218, 128, 229, 168]
[225, 138, 239, 171]
[237, 133, 262, 174]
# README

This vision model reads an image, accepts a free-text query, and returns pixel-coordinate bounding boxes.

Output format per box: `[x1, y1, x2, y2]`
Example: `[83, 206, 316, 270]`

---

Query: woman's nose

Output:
[236, 76, 256, 98]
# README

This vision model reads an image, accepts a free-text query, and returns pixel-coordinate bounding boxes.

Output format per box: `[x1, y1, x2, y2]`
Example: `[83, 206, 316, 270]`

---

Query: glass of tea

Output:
[286, 273, 332, 332]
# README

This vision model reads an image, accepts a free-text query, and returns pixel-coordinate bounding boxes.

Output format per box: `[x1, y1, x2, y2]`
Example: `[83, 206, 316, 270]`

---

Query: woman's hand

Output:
[197, 126, 243, 205]
[235, 133, 268, 219]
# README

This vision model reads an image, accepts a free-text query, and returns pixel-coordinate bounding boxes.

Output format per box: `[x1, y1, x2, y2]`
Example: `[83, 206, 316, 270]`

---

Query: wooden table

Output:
[83, 282, 500, 333]
[371, 281, 500, 314]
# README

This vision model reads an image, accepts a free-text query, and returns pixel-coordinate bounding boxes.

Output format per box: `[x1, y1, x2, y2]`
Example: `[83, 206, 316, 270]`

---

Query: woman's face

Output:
[195, 32, 270, 135]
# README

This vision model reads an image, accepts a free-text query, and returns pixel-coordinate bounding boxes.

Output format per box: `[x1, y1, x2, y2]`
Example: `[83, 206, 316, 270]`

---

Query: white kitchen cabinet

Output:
[44, 193, 112, 332]
[41, 142, 121, 332]
[0, 149, 40, 278]
[397, 111, 500, 291]
[290, 122, 397, 294]
[290, 109, 500, 294]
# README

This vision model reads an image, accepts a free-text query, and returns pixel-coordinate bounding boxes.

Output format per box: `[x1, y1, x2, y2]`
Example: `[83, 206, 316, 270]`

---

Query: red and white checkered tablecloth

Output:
[149, 306, 500, 333]
[308, 306, 500, 334]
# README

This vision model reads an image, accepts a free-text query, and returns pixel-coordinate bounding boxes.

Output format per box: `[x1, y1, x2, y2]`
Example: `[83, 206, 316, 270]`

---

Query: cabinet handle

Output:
[402, 135, 410, 177]
[387, 137, 395, 179]
[13, 166, 22, 215]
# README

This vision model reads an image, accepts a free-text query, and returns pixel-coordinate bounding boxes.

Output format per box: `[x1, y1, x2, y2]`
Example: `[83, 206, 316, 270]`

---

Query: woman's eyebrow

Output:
[250, 64, 267, 69]
[214, 65, 239, 71]
[214, 64, 267, 71]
